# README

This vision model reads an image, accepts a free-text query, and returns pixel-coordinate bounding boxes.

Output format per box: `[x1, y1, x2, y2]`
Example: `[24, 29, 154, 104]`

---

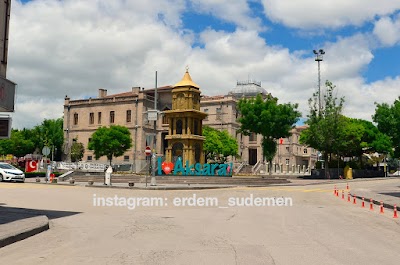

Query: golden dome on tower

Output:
[174, 67, 200, 89]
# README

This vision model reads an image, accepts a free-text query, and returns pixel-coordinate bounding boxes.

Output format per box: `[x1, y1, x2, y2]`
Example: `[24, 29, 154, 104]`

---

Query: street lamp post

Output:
[313, 49, 325, 114]
[150, 71, 158, 186]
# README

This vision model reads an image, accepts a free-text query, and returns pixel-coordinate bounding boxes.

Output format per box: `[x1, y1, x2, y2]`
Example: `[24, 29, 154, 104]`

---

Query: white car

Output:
[0, 162, 25, 182]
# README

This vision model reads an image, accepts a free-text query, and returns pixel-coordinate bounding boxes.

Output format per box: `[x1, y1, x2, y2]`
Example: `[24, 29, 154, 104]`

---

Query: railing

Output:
[252, 160, 262, 174]
[235, 161, 246, 174]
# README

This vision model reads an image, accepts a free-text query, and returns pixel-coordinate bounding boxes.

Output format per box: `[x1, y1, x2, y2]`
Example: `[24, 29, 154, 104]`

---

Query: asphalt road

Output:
[1, 180, 400, 265]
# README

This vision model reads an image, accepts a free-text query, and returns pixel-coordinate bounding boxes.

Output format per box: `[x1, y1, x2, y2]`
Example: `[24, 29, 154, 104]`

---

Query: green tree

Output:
[32, 118, 64, 160]
[0, 136, 13, 155]
[88, 125, 132, 165]
[336, 118, 392, 168]
[237, 93, 301, 170]
[300, 81, 345, 176]
[373, 98, 400, 157]
[0, 129, 35, 157]
[203, 126, 238, 163]
[70, 140, 85, 162]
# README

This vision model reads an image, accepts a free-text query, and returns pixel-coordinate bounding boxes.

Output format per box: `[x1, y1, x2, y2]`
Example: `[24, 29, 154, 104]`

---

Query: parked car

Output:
[389, 171, 400, 177]
[0, 162, 25, 183]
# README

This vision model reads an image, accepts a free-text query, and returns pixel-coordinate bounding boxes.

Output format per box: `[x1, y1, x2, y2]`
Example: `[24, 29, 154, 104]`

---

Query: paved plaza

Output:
[1, 178, 400, 265]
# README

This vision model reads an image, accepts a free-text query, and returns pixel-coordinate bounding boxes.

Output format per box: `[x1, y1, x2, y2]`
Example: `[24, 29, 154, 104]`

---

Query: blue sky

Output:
[7, 0, 400, 129]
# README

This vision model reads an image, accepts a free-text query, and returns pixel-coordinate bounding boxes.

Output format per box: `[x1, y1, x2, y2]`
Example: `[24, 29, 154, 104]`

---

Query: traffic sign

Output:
[145, 146, 152, 156]
[42, 146, 50, 156]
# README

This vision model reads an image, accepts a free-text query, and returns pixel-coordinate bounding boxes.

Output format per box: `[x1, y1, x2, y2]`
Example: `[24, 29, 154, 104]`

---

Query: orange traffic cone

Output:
[361, 197, 365, 208]
[346, 183, 349, 190]
[370, 199, 374, 210]
[380, 201, 384, 214]
[353, 194, 356, 204]
[393, 205, 398, 219]
[334, 185, 337, 195]
[342, 190, 344, 200]
[347, 192, 351, 202]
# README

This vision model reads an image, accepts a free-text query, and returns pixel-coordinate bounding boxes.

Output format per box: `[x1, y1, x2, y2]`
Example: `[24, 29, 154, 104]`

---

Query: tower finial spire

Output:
[185, 65, 189, 72]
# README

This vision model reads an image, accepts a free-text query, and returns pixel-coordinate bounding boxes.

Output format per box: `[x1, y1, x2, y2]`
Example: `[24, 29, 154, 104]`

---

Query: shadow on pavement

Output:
[0, 206, 81, 225]
[380, 192, 400, 198]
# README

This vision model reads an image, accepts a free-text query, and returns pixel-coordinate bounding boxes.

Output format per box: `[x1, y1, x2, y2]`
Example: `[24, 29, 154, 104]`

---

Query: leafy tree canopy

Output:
[300, 81, 345, 173]
[203, 126, 238, 163]
[88, 125, 132, 165]
[373, 97, 400, 157]
[70, 139, 85, 162]
[0, 129, 36, 157]
[237, 93, 300, 164]
[0, 118, 65, 160]
[336, 117, 392, 158]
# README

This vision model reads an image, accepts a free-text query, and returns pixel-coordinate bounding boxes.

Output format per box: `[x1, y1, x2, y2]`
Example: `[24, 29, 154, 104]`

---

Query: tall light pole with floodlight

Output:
[313, 49, 325, 114]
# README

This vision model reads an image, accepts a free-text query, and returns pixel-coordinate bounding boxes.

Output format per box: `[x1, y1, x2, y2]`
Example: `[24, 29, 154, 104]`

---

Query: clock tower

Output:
[164, 68, 207, 165]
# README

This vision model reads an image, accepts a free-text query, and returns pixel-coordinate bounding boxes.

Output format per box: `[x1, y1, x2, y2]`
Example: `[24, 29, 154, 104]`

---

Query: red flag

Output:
[25, 160, 38, 172]
[279, 138, 283, 145]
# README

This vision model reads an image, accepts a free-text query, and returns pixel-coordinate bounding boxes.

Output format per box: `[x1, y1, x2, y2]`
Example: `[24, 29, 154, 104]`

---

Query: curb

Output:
[350, 193, 398, 210]
[27, 182, 76, 186]
[84, 184, 235, 190]
[0, 215, 49, 248]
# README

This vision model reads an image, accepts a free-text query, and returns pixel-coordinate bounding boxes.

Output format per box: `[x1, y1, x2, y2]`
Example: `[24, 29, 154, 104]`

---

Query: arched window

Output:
[172, 142, 184, 163]
[73, 113, 78, 125]
[194, 119, 199, 135]
[176, 119, 183, 134]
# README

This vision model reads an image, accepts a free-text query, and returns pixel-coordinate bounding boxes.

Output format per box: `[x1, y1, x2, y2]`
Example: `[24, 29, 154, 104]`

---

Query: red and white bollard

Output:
[353, 194, 357, 204]
[342, 190, 345, 200]
[347, 192, 351, 202]
[370, 198, 374, 210]
[361, 197, 365, 208]
[393, 205, 398, 219]
[380, 201, 384, 214]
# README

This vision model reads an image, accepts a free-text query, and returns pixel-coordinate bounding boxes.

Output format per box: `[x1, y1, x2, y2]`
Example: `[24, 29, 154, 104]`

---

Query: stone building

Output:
[0, 0, 15, 136]
[0, 0, 10, 78]
[63, 75, 317, 174]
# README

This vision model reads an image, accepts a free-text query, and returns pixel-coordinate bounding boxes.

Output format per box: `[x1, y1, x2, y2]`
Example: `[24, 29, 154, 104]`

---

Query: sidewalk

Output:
[347, 178, 400, 210]
[25, 178, 238, 190]
[0, 208, 49, 248]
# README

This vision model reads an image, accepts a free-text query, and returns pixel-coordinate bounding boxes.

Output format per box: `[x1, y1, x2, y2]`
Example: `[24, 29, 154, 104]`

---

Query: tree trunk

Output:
[268, 160, 272, 175]
[324, 153, 330, 179]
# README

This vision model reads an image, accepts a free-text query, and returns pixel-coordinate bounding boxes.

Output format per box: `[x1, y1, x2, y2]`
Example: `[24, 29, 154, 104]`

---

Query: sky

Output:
[7, 0, 400, 129]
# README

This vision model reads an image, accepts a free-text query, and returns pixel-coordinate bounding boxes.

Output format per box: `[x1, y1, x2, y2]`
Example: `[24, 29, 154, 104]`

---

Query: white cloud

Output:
[189, 0, 263, 30]
[6, 0, 400, 131]
[8, 0, 192, 128]
[261, 0, 400, 29]
[373, 16, 400, 46]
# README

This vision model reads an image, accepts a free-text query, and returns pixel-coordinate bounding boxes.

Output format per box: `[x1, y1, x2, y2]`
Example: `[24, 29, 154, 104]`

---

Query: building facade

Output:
[0, 0, 10, 78]
[63, 78, 317, 173]
[0, 0, 15, 137]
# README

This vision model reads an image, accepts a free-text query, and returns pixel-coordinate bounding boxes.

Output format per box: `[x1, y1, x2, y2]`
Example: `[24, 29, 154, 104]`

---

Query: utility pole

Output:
[150, 71, 158, 186]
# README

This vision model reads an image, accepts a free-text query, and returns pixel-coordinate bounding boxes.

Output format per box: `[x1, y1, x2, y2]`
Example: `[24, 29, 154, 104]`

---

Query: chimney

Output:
[132, 87, 140, 94]
[98, 89, 107, 98]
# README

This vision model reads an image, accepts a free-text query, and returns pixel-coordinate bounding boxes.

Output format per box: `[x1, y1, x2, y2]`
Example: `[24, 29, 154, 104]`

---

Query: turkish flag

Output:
[25, 160, 38, 172]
